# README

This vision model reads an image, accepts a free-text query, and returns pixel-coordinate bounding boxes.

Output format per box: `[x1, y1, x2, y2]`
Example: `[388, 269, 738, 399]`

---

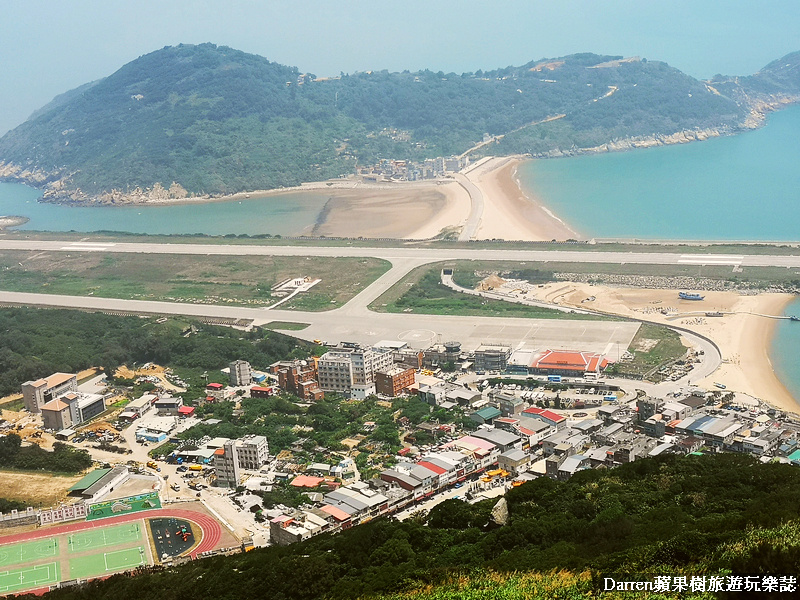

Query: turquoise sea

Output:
[772, 298, 800, 404]
[0, 184, 328, 236]
[518, 104, 800, 241]
[518, 106, 800, 404]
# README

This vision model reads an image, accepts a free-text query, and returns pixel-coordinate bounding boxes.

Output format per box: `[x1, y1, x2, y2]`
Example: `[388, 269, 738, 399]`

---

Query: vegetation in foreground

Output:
[20, 454, 800, 600]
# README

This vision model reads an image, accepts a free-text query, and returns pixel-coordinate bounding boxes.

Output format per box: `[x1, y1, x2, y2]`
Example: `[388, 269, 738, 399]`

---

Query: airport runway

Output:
[0, 237, 738, 383]
[0, 238, 798, 269]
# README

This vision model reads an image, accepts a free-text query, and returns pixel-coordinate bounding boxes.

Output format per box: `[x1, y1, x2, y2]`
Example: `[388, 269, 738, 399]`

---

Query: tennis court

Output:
[68, 522, 142, 553]
[0, 538, 58, 568]
[69, 546, 146, 580]
[0, 562, 60, 593]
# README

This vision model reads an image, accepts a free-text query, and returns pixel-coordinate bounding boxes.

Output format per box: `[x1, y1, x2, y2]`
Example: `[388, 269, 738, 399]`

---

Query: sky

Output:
[1, 0, 799, 136]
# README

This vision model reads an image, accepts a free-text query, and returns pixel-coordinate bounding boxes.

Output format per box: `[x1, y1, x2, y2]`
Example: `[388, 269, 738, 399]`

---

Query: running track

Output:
[0, 507, 223, 559]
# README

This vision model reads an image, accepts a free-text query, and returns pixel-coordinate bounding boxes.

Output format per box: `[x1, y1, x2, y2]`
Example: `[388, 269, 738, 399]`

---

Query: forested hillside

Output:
[23, 454, 800, 599]
[2, 44, 796, 203]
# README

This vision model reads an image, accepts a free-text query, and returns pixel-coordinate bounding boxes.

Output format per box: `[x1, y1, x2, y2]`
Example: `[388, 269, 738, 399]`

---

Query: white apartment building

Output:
[213, 435, 270, 487]
[317, 346, 393, 395]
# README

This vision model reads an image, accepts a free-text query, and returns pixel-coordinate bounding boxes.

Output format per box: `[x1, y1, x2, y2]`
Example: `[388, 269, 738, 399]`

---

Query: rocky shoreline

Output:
[0, 215, 29, 229]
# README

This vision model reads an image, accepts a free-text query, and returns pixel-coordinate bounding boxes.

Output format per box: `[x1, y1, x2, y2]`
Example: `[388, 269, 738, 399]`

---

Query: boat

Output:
[679, 292, 705, 301]
[705, 312, 724, 317]
[791, 315, 800, 322]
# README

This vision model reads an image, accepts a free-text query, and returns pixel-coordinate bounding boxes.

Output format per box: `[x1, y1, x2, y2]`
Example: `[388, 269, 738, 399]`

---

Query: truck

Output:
[189, 464, 203, 471]
[146, 461, 158, 470]
[171, 483, 181, 492]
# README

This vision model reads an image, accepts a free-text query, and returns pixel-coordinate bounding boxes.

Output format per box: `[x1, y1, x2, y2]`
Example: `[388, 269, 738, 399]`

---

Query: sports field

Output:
[0, 562, 60, 594]
[0, 520, 150, 594]
[69, 546, 146, 580]
[0, 506, 218, 594]
[68, 522, 142, 553]
[0, 537, 58, 568]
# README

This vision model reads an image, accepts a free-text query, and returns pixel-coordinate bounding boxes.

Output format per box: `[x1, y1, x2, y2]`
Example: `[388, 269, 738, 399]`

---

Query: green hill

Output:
[0, 44, 797, 203]
[28, 454, 800, 600]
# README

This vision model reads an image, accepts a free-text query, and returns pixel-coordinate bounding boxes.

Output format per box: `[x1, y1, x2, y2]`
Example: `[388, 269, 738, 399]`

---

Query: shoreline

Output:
[469, 156, 579, 241]
[536, 282, 800, 414]
[700, 293, 799, 414]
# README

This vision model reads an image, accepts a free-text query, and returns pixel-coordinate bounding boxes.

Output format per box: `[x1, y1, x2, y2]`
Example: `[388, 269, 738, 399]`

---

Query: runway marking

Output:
[60, 246, 108, 252]
[678, 254, 743, 266]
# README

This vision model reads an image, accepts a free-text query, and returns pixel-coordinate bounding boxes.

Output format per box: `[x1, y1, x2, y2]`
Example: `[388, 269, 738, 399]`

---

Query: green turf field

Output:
[68, 522, 142, 553]
[68, 546, 146, 580]
[0, 562, 60, 593]
[0, 538, 58, 568]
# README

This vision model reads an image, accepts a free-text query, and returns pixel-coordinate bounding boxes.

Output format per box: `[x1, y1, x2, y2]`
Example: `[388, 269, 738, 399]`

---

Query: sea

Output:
[517, 104, 800, 242]
[1, 104, 799, 401]
[517, 104, 800, 403]
[0, 185, 329, 236]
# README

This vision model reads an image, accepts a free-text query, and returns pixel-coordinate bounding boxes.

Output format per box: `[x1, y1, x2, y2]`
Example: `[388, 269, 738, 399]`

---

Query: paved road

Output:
[0, 236, 755, 383]
[453, 173, 484, 241]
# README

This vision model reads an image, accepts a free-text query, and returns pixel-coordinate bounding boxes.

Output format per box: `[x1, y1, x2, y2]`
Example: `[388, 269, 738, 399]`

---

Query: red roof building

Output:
[530, 350, 610, 375]
[416, 461, 447, 475]
[290, 474, 325, 488]
[206, 382, 224, 390]
[178, 406, 195, 417]
[521, 407, 567, 429]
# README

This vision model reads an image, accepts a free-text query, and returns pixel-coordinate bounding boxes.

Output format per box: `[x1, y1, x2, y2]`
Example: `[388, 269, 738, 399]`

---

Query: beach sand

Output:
[139, 157, 575, 241]
[303, 181, 470, 239]
[470, 157, 578, 241]
[527, 282, 799, 414]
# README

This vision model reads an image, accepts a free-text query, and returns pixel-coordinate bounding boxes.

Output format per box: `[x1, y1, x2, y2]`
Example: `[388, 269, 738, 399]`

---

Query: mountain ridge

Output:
[0, 43, 798, 205]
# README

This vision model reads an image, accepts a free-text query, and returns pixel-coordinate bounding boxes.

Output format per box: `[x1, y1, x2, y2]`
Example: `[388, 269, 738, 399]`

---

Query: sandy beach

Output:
[304, 181, 471, 239]
[526, 281, 799, 414]
[135, 156, 577, 241]
[470, 157, 579, 241]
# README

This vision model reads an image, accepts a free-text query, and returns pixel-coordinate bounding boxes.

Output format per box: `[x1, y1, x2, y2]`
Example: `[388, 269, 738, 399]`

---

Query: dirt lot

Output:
[115, 364, 184, 392]
[0, 470, 84, 507]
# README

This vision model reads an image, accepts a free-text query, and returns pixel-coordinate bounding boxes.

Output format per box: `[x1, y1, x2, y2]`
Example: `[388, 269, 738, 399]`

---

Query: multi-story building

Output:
[350, 346, 393, 387]
[213, 435, 270, 487]
[375, 367, 415, 397]
[22, 373, 78, 413]
[272, 360, 323, 400]
[317, 351, 354, 393]
[473, 344, 511, 373]
[229, 360, 253, 387]
[317, 345, 393, 396]
[41, 391, 106, 431]
[214, 441, 240, 488]
[236, 435, 270, 470]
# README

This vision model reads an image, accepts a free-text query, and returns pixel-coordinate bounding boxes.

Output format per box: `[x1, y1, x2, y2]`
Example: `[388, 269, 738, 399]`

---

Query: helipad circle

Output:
[397, 329, 437, 344]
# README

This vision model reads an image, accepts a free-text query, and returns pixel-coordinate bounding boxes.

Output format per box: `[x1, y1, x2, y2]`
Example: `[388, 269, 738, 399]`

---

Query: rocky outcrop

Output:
[490, 497, 509, 526]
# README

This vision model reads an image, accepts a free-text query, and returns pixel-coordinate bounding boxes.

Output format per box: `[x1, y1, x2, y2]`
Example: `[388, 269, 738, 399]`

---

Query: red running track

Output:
[0, 507, 223, 559]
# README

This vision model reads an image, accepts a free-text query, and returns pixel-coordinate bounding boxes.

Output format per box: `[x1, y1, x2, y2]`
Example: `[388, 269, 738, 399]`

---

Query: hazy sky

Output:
[2, 0, 799, 135]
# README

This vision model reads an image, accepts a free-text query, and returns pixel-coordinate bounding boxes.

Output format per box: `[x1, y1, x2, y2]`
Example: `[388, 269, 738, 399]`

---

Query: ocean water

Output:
[0, 183, 329, 236]
[772, 298, 800, 404]
[518, 104, 800, 241]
